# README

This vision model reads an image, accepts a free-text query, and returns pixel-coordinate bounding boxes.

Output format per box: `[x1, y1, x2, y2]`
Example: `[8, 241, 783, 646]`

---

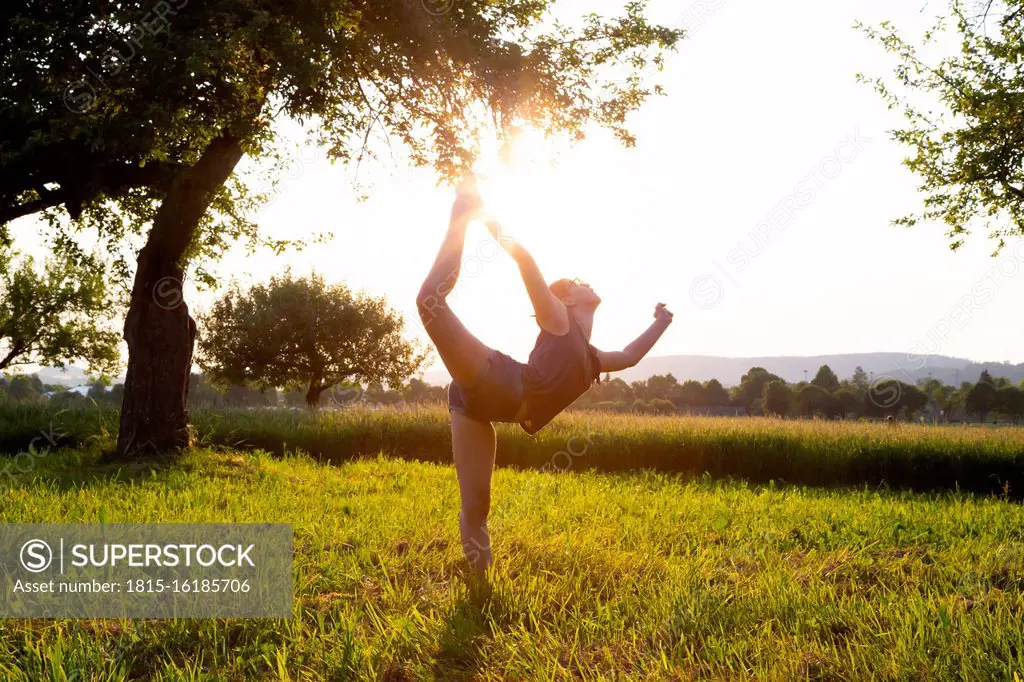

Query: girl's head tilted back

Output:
[550, 278, 602, 309]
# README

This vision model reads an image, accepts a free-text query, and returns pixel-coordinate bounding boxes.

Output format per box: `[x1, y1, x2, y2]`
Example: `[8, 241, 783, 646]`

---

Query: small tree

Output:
[900, 383, 929, 420]
[6, 375, 40, 403]
[199, 272, 427, 407]
[1, 251, 119, 375]
[811, 365, 840, 392]
[850, 366, 870, 393]
[996, 385, 1024, 424]
[736, 367, 783, 409]
[677, 380, 706, 409]
[797, 384, 832, 418]
[834, 387, 861, 419]
[86, 379, 109, 402]
[966, 379, 998, 423]
[762, 380, 792, 417]
[648, 398, 675, 415]
[703, 379, 731, 407]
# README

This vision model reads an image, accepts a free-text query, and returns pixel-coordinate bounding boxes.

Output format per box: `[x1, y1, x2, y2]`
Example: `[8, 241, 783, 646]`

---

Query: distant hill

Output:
[423, 353, 1024, 387]
[18, 353, 1024, 391]
[32, 365, 94, 387]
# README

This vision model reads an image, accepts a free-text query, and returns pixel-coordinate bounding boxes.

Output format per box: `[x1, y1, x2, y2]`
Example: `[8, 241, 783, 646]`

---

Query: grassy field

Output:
[3, 404, 1024, 497]
[1, 441, 1023, 680]
[1, 406, 1023, 678]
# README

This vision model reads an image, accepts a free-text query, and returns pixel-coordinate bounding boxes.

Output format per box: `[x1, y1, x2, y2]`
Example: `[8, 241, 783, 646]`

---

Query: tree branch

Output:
[1003, 181, 1024, 200]
[0, 340, 28, 372]
[0, 160, 184, 226]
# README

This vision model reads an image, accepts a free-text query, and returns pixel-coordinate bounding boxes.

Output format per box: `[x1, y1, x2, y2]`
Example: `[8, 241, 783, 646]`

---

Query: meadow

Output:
[3, 404, 1024, 497]
[0, 406, 1023, 679]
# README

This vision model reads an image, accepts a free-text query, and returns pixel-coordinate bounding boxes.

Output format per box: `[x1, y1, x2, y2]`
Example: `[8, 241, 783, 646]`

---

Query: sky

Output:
[11, 0, 1024, 376]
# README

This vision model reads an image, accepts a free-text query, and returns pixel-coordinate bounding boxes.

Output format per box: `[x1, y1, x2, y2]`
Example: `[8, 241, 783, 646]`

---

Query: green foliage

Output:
[851, 365, 870, 392]
[702, 379, 731, 406]
[736, 367, 783, 408]
[859, 3, 1024, 252]
[834, 387, 861, 418]
[197, 271, 427, 406]
[762, 380, 792, 417]
[578, 366, 1021, 424]
[797, 384, 833, 418]
[811, 364, 840, 392]
[1, 0, 682, 277]
[967, 377, 999, 422]
[648, 397, 675, 414]
[677, 379, 706, 407]
[995, 385, 1024, 423]
[0, 251, 119, 375]
[5, 375, 40, 403]
[863, 378, 928, 420]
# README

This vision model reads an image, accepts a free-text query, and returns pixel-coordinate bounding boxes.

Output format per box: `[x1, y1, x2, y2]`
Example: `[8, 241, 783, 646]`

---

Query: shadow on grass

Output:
[4, 447, 189, 493]
[433, 576, 497, 681]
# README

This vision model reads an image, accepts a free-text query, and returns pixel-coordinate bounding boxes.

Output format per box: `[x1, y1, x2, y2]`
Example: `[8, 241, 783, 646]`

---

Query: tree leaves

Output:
[196, 271, 428, 406]
[0, 250, 120, 375]
[859, 2, 1024, 253]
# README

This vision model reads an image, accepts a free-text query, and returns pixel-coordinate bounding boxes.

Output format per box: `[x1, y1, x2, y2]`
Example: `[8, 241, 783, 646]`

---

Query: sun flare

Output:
[471, 127, 563, 246]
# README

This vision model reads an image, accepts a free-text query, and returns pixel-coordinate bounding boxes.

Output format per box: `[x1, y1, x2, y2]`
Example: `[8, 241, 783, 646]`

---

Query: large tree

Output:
[859, 1, 1024, 252]
[1, 1, 680, 456]
[0, 250, 119, 375]
[198, 272, 426, 407]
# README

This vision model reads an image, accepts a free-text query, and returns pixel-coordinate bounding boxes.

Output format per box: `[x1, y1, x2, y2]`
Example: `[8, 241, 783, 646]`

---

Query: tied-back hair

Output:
[549, 278, 574, 302]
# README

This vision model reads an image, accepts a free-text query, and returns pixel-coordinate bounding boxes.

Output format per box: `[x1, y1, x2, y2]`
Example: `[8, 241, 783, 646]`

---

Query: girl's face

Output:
[568, 278, 602, 308]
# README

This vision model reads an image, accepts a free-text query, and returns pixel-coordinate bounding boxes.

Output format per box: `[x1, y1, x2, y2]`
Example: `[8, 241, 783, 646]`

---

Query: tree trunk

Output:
[305, 378, 324, 409]
[116, 135, 245, 458]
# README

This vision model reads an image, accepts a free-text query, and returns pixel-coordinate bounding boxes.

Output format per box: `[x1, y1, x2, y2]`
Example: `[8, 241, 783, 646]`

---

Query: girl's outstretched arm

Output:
[486, 219, 570, 336]
[596, 304, 673, 372]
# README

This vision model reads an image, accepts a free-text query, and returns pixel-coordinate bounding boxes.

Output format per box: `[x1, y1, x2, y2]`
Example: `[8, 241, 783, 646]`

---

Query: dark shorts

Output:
[448, 350, 526, 424]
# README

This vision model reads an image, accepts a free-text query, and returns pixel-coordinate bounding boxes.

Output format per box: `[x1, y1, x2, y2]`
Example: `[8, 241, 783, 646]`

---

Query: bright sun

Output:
[471, 127, 563, 246]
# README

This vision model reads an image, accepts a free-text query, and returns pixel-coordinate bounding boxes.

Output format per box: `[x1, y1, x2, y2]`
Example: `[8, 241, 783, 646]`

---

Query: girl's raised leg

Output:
[416, 181, 491, 386]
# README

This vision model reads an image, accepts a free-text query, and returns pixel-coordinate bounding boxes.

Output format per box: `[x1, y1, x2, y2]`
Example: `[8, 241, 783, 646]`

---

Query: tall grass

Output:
[0, 448, 1022, 679]
[2, 403, 1024, 497]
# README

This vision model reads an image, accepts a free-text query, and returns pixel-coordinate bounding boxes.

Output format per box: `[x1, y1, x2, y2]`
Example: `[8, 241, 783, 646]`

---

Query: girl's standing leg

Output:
[450, 410, 496, 576]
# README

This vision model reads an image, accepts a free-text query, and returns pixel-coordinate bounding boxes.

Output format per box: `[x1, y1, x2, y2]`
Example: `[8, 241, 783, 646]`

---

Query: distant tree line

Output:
[0, 373, 447, 412]
[570, 365, 1024, 424]
[3, 363, 1022, 424]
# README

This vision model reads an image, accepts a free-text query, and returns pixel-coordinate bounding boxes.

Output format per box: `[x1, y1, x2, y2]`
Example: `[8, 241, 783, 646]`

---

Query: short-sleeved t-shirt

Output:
[519, 314, 601, 435]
